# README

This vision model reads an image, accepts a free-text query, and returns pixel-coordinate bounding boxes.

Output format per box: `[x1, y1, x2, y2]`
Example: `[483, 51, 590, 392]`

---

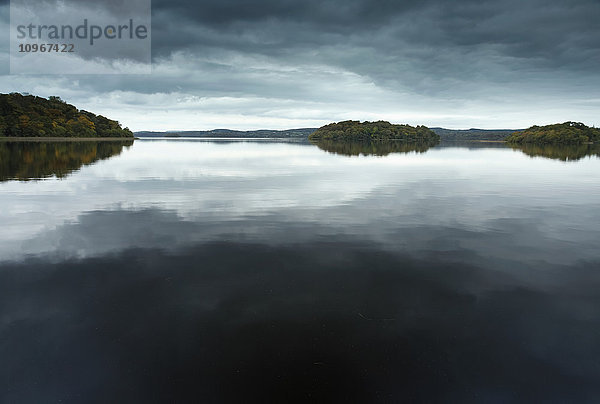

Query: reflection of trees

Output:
[311, 139, 438, 157]
[0, 141, 133, 181]
[511, 143, 600, 162]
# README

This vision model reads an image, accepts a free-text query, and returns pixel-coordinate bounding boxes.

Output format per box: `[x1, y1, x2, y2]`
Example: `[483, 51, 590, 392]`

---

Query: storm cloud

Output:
[1, 0, 599, 129]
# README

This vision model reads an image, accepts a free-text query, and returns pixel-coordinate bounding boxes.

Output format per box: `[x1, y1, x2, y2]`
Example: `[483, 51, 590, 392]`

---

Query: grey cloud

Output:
[140, 0, 600, 105]
[1, 0, 599, 128]
[16, 0, 150, 17]
[150, 0, 600, 69]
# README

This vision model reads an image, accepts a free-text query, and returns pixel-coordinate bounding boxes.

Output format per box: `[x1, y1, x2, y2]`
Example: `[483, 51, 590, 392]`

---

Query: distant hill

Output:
[431, 128, 520, 141]
[137, 126, 523, 141]
[506, 122, 600, 145]
[136, 128, 316, 139]
[0, 93, 133, 138]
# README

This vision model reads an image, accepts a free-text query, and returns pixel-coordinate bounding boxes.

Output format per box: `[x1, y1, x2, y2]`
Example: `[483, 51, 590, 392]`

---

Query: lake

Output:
[1, 139, 600, 402]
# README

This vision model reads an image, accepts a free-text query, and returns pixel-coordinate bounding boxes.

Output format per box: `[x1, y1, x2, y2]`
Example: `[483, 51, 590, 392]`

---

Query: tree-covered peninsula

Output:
[308, 120, 440, 143]
[505, 122, 600, 145]
[0, 93, 134, 138]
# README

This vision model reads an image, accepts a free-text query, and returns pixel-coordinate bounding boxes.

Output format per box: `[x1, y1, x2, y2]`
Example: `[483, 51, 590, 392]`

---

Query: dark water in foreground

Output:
[1, 140, 600, 402]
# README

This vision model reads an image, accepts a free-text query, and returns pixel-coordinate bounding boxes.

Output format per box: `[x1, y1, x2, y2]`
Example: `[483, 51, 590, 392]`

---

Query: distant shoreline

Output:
[0, 136, 512, 143]
[0, 137, 137, 142]
[136, 137, 305, 141]
[453, 140, 507, 143]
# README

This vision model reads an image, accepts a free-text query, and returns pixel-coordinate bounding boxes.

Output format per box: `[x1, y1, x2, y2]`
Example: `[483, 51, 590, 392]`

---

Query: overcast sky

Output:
[1, 0, 599, 131]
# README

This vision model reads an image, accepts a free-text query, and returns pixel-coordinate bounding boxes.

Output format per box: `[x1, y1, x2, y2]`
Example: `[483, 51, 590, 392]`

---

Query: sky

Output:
[0, 0, 599, 131]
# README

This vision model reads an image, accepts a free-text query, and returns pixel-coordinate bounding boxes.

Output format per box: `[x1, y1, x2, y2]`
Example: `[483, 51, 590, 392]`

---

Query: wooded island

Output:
[308, 120, 440, 143]
[0, 93, 133, 138]
[506, 122, 600, 145]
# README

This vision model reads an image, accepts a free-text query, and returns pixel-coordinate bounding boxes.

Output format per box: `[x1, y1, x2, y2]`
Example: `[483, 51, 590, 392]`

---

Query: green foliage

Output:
[431, 127, 517, 141]
[0, 93, 133, 138]
[0, 141, 133, 181]
[308, 120, 440, 143]
[506, 122, 600, 145]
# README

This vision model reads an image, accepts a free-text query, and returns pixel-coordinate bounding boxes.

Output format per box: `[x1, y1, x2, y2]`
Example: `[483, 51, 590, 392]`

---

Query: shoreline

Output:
[460, 140, 507, 143]
[0, 137, 137, 142]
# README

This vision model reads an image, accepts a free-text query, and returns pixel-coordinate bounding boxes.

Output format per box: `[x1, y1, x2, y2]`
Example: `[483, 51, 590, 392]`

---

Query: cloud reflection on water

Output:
[1, 140, 600, 402]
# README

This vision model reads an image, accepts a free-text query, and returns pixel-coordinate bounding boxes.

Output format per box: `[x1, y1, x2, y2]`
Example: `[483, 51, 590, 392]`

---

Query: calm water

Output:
[1, 139, 600, 403]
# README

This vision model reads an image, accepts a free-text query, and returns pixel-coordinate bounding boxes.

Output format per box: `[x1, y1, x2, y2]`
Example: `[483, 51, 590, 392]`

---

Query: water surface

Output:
[1, 140, 599, 402]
